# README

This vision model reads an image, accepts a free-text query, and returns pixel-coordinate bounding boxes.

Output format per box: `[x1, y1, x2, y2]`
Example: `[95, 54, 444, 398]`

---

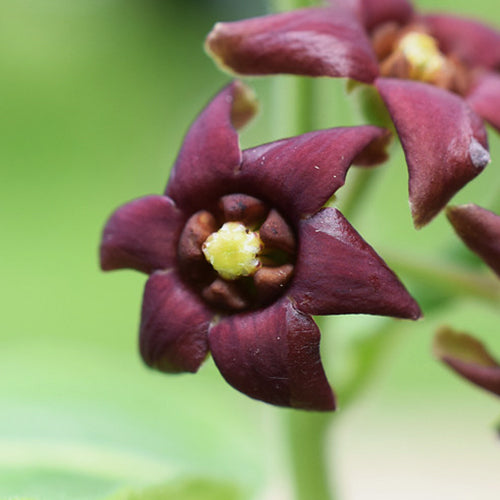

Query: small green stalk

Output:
[286, 411, 336, 500]
[384, 251, 500, 305]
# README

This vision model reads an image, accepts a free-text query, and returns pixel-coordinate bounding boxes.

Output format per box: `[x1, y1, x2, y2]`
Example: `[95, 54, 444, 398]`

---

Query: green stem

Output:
[267, 5, 336, 500]
[286, 411, 336, 500]
[271, 76, 316, 139]
[270, 0, 317, 12]
[384, 250, 500, 305]
[340, 319, 398, 408]
[336, 166, 380, 222]
[487, 176, 500, 215]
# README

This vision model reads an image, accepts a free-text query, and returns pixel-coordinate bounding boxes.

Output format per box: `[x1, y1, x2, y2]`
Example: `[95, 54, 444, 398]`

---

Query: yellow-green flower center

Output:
[202, 222, 263, 280]
[397, 32, 446, 82]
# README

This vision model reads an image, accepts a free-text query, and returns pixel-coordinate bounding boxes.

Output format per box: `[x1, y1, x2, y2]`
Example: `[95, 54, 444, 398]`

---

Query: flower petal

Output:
[290, 207, 421, 319]
[139, 271, 212, 373]
[209, 298, 335, 411]
[331, 0, 414, 31]
[467, 72, 500, 133]
[424, 14, 500, 70]
[165, 81, 258, 212]
[100, 195, 184, 274]
[240, 126, 390, 222]
[446, 204, 500, 277]
[376, 78, 490, 227]
[205, 7, 379, 83]
[434, 327, 500, 397]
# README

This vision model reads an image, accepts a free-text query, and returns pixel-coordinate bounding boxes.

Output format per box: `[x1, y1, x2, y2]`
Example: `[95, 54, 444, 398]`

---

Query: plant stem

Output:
[267, 4, 337, 500]
[337, 166, 380, 222]
[270, 0, 317, 12]
[384, 250, 500, 305]
[286, 411, 336, 500]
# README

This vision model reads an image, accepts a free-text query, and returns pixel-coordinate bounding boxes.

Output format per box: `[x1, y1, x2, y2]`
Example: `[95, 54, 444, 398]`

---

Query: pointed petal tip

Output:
[165, 81, 257, 211]
[377, 78, 490, 228]
[468, 138, 490, 169]
[404, 300, 423, 321]
[352, 127, 392, 166]
[205, 8, 379, 82]
[445, 203, 500, 276]
[433, 326, 499, 367]
[292, 208, 422, 320]
[230, 80, 259, 130]
[433, 326, 500, 397]
[205, 22, 233, 70]
[209, 299, 336, 411]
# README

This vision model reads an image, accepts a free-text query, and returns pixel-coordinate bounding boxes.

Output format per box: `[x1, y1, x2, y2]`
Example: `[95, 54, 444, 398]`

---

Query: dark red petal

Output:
[100, 195, 184, 274]
[434, 327, 500, 397]
[240, 126, 390, 222]
[446, 204, 500, 277]
[165, 81, 258, 212]
[376, 78, 490, 227]
[331, 0, 414, 31]
[290, 208, 421, 319]
[467, 72, 500, 133]
[139, 271, 212, 373]
[424, 14, 500, 70]
[209, 298, 335, 411]
[205, 7, 379, 83]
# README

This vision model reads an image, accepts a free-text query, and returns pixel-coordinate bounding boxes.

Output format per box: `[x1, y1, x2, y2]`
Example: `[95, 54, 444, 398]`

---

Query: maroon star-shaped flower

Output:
[206, 0, 499, 227]
[100, 81, 421, 411]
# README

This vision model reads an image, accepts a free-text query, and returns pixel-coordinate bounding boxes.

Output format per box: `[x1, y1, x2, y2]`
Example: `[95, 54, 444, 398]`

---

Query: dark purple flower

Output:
[434, 327, 500, 397]
[447, 204, 500, 277]
[205, 0, 499, 227]
[100, 81, 421, 411]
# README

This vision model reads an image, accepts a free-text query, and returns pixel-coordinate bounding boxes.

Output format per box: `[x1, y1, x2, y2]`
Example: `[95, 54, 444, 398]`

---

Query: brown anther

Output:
[178, 210, 218, 263]
[436, 56, 472, 95]
[218, 194, 269, 227]
[254, 264, 294, 301]
[371, 22, 400, 61]
[380, 50, 412, 79]
[259, 209, 296, 254]
[202, 278, 250, 311]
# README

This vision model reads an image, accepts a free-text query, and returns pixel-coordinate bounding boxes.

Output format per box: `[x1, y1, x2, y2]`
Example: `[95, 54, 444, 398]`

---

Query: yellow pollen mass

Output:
[397, 32, 446, 82]
[202, 222, 263, 280]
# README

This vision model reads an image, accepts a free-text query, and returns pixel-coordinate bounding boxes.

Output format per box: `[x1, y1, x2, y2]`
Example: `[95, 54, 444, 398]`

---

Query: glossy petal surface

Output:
[140, 271, 211, 373]
[166, 81, 257, 212]
[332, 0, 414, 31]
[376, 78, 490, 227]
[206, 8, 379, 83]
[425, 14, 500, 70]
[467, 72, 500, 133]
[240, 126, 390, 222]
[100, 195, 184, 274]
[446, 204, 500, 277]
[291, 208, 421, 319]
[434, 327, 500, 397]
[209, 298, 335, 411]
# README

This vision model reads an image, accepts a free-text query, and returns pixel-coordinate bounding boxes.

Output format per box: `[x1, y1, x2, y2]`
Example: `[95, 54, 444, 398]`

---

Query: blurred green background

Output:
[1, 0, 499, 499]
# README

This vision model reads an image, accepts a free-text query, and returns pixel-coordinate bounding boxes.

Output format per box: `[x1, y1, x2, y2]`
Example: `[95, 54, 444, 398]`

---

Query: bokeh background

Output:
[1, 0, 499, 499]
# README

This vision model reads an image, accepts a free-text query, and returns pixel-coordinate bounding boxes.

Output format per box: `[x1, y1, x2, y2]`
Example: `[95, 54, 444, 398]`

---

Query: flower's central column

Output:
[202, 222, 263, 280]
[396, 32, 446, 82]
[177, 193, 296, 312]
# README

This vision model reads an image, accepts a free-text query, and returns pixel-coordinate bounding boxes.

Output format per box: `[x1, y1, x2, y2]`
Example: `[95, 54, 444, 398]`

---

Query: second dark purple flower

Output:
[206, 0, 499, 227]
